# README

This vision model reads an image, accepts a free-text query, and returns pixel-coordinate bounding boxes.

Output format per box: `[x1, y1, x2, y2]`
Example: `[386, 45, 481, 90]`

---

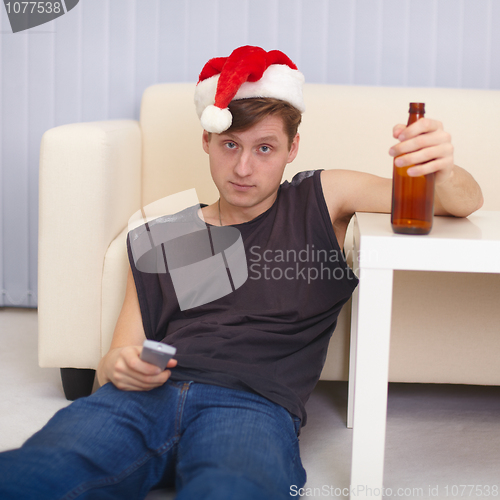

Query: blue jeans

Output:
[0, 380, 306, 499]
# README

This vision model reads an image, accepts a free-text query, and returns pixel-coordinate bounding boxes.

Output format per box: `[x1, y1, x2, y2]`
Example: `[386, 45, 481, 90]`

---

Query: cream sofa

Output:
[38, 83, 500, 399]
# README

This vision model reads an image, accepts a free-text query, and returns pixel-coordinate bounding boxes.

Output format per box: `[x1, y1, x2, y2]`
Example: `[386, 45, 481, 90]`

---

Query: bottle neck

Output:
[407, 102, 425, 125]
[407, 112, 425, 125]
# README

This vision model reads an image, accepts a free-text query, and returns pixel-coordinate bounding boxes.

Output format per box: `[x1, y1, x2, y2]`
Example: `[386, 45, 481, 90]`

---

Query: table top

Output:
[353, 210, 500, 274]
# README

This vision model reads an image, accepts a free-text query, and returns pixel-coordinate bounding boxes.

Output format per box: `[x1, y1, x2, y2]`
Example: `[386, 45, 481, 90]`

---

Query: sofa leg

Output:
[60, 368, 96, 400]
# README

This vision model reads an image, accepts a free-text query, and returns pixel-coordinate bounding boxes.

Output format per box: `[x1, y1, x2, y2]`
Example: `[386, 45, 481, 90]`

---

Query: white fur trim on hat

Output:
[195, 74, 218, 119]
[234, 65, 305, 112]
[200, 104, 233, 134]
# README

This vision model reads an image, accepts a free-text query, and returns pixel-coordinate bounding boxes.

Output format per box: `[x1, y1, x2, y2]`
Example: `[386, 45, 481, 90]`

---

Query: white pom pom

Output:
[200, 105, 232, 133]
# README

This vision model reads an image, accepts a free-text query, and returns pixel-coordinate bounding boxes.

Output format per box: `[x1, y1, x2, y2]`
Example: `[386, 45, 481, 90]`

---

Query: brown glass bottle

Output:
[391, 103, 435, 235]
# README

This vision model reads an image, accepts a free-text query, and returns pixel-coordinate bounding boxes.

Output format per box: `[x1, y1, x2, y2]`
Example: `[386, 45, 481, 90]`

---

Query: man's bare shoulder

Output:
[320, 169, 392, 222]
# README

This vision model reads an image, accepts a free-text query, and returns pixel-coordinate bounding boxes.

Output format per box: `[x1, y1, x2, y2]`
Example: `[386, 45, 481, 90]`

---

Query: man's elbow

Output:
[474, 190, 485, 212]
[463, 171, 485, 216]
[466, 186, 484, 216]
[454, 189, 484, 218]
[435, 188, 484, 218]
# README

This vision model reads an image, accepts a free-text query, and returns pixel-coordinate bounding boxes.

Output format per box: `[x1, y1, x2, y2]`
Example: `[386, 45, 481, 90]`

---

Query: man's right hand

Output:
[97, 345, 177, 391]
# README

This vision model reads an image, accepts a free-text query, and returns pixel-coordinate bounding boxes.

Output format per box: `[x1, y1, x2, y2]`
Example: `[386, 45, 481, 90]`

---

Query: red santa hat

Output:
[194, 45, 305, 133]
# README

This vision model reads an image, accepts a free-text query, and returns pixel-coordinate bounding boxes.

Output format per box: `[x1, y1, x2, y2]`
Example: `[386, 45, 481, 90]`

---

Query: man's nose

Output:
[234, 150, 253, 177]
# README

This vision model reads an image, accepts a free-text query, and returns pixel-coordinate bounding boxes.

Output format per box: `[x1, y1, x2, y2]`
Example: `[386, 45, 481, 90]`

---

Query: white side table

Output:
[347, 211, 500, 500]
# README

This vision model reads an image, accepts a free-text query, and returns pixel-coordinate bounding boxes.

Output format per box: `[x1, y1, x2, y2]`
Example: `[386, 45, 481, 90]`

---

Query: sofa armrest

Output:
[38, 120, 141, 369]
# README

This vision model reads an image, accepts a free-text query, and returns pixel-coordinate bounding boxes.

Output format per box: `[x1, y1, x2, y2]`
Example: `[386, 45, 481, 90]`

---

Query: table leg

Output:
[350, 268, 393, 500]
[347, 284, 359, 429]
[347, 215, 360, 429]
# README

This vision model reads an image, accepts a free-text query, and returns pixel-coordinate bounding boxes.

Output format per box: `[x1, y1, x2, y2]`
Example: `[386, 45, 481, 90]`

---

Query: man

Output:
[0, 46, 483, 500]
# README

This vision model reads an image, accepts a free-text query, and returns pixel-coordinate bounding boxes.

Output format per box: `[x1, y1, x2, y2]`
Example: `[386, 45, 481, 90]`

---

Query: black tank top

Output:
[127, 169, 358, 426]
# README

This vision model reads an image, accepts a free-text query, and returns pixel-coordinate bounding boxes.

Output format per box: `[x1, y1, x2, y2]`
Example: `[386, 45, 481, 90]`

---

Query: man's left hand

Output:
[389, 118, 454, 185]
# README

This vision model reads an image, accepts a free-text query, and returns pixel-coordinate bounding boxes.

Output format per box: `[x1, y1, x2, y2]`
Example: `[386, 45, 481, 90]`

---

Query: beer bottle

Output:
[391, 103, 435, 235]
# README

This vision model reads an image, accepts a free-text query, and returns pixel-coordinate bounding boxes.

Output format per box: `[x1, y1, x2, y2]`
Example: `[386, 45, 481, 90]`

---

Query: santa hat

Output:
[194, 45, 305, 133]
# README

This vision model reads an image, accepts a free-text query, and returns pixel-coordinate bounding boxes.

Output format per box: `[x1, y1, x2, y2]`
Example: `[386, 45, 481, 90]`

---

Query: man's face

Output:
[202, 114, 299, 214]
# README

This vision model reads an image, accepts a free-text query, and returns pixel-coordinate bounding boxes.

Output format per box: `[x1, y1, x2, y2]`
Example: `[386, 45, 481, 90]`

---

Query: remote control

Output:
[140, 340, 177, 371]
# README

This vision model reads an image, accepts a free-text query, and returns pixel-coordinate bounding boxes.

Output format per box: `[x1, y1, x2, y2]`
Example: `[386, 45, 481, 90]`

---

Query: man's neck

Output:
[203, 193, 278, 226]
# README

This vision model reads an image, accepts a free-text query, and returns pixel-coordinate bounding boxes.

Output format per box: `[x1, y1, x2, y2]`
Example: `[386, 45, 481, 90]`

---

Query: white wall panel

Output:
[27, 30, 55, 307]
[218, 0, 249, 55]
[277, 0, 300, 64]
[247, 0, 279, 53]
[380, 0, 409, 87]
[108, 0, 136, 119]
[491, 0, 500, 88]
[408, 0, 437, 87]
[2, 26, 29, 307]
[82, 0, 109, 121]
[0, 9, 2, 307]
[354, 0, 383, 86]
[186, 0, 219, 81]
[134, 0, 159, 117]
[462, 0, 490, 89]
[327, 0, 355, 84]
[300, 0, 329, 83]
[159, 1, 188, 82]
[436, 0, 462, 88]
[0, 0, 499, 307]
[54, 3, 81, 125]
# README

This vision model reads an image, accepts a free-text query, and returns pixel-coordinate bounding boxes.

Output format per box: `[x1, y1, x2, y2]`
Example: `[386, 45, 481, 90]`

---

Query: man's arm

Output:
[96, 266, 177, 391]
[321, 117, 484, 228]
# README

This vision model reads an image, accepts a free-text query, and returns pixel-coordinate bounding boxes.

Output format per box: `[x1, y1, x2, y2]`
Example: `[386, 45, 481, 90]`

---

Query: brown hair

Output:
[224, 98, 302, 149]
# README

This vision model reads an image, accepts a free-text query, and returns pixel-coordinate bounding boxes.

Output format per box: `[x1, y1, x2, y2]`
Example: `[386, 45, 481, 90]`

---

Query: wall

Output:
[1, 0, 499, 307]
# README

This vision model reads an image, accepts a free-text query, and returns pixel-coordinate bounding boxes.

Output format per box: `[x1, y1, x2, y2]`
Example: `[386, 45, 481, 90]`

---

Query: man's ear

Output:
[287, 133, 300, 164]
[202, 130, 210, 154]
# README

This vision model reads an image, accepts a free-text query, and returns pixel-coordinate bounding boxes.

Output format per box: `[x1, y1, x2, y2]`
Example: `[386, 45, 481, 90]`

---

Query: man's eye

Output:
[225, 142, 237, 149]
[259, 145, 271, 153]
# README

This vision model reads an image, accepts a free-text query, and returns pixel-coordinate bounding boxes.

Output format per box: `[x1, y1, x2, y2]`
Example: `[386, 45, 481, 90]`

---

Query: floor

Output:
[1, 308, 499, 499]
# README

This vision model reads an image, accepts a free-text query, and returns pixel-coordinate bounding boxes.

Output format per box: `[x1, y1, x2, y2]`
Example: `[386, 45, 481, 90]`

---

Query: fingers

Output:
[396, 117, 443, 140]
[392, 123, 406, 139]
[113, 369, 170, 391]
[390, 119, 448, 155]
[389, 118, 454, 183]
[112, 346, 176, 391]
[406, 156, 452, 179]
[391, 133, 453, 167]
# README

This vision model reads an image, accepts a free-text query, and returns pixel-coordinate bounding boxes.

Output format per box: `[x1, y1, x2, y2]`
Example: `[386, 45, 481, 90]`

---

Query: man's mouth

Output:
[230, 181, 254, 191]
